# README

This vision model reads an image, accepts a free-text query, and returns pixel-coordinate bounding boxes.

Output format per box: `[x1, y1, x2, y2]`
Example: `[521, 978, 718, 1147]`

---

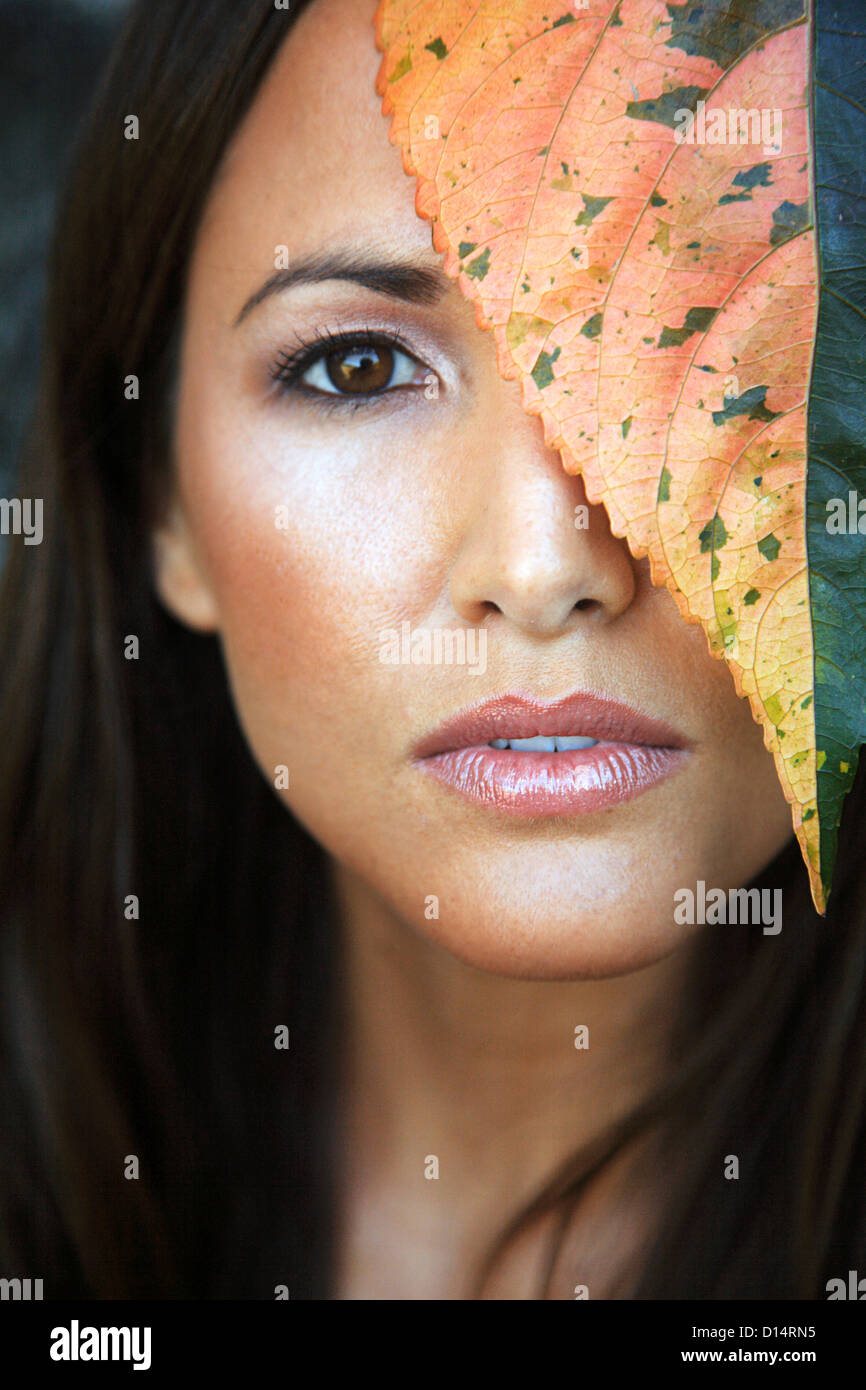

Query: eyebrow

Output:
[233, 252, 450, 326]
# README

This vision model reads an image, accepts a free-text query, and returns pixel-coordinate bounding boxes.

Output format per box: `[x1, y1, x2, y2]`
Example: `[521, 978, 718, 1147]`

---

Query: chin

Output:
[404, 898, 689, 982]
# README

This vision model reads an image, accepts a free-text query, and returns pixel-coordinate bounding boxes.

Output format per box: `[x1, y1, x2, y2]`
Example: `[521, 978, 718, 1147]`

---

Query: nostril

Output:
[574, 598, 597, 612]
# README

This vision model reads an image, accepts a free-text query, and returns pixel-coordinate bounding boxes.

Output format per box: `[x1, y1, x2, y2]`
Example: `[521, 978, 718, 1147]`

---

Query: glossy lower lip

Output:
[416, 742, 688, 815]
[411, 691, 690, 815]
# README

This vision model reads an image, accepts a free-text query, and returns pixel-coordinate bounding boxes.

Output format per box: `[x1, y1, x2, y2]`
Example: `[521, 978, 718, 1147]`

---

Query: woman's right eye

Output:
[273, 336, 432, 401]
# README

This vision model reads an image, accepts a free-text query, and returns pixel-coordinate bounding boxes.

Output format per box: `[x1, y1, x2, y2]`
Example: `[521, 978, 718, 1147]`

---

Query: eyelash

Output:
[268, 327, 433, 410]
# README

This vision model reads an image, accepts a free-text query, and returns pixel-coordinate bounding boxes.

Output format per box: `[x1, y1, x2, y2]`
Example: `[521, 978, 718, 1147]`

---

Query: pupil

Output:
[326, 344, 394, 393]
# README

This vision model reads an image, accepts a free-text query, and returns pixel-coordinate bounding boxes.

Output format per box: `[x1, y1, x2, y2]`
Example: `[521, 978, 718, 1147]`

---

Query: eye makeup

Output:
[269, 326, 433, 409]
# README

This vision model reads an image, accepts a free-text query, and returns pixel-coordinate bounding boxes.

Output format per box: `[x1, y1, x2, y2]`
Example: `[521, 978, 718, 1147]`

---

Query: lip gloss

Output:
[417, 741, 687, 815]
[411, 690, 690, 815]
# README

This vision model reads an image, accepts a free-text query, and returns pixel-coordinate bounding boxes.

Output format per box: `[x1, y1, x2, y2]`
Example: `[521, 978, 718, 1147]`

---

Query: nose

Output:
[448, 384, 637, 636]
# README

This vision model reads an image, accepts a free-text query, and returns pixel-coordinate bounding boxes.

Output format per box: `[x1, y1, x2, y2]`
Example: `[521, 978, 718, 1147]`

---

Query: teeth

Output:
[508, 736, 557, 752]
[487, 735, 599, 751]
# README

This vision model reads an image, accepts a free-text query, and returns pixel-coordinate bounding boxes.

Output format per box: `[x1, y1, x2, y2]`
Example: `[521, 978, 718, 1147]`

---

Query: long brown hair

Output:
[2, 0, 865, 1300]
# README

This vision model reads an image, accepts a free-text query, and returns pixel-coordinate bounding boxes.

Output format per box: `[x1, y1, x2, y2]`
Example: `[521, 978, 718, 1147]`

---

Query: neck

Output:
[331, 864, 697, 1296]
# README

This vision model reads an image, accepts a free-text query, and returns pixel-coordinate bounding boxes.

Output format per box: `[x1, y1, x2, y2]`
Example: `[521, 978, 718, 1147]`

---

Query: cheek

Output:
[673, 697, 796, 914]
[657, 623, 795, 860]
[173, 399, 449, 852]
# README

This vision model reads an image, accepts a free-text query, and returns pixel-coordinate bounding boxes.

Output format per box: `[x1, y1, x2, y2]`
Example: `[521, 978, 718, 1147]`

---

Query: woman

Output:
[1, 0, 863, 1300]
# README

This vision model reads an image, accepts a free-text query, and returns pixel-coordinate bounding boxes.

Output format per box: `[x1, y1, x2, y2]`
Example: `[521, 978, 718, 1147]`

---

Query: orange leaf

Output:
[373, 0, 842, 912]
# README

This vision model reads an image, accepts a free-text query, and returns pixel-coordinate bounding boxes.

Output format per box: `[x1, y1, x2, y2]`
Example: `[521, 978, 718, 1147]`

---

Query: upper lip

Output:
[412, 691, 690, 758]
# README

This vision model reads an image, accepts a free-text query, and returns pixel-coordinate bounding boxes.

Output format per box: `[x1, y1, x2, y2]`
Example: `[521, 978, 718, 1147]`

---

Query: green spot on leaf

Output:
[531, 345, 561, 390]
[465, 247, 491, 281]
[757, 533, 781, 562]
[506, 312, 554, 349]
[744, 588, 761, 605]
[651, 220, 671, 255]
[626, 86, 710, 128]
[657, 305, 718, 349]
[425, 37, 447, 59]
[698, 515, 728, 553]
[575, 194, 613, 227]
[769, 199, 810, 246]
[663, 0, 802, 66]
[389, 51, 412, 82]
[711, 385, 780, 426]
[733, 161, 774, 190]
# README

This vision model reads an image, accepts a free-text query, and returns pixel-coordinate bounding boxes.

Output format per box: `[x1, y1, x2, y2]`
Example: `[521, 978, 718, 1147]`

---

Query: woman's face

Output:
[155, 0, 794, 979]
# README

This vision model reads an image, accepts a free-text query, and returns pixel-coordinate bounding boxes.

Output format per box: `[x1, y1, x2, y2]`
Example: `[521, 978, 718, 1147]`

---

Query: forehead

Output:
[191, 0, 433, 282]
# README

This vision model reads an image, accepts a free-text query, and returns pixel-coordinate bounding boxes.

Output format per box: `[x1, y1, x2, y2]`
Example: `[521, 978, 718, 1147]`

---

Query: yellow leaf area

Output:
[375, 0, 824, 909]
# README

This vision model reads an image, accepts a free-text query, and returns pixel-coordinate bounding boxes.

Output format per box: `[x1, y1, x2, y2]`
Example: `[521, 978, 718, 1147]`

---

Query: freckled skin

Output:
[154, 0, 794, 982]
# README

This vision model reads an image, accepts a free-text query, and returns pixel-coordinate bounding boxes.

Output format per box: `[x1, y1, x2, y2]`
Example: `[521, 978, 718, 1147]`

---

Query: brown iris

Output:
[326, 343, 395, 393]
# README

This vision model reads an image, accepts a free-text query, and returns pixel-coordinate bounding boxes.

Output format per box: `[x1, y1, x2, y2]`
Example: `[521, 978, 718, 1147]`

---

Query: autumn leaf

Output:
[374, 0, 866, 914]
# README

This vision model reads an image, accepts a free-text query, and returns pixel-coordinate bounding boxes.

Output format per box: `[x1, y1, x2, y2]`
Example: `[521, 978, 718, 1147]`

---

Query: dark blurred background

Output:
[1, 0, 129, 496]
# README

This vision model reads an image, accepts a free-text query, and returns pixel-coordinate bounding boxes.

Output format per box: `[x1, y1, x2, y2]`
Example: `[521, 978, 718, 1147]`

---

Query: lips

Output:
[413, 692, 688, 758]
[411, 692, 690, 816]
